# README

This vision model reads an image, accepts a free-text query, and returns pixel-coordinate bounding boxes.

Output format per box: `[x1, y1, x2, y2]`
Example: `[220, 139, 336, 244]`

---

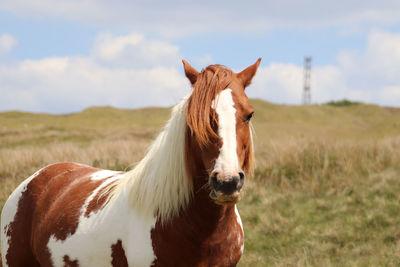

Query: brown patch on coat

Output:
[111, 239, 128, 267]
[84, 180, 120, 218]
[63, 255, 79, 267]
[3, 163, 119, 266]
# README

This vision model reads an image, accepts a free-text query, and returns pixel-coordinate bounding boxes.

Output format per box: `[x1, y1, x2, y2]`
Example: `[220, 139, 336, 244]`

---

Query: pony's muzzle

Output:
[210, 175, 244, 194]
[209, 171, 245, 204]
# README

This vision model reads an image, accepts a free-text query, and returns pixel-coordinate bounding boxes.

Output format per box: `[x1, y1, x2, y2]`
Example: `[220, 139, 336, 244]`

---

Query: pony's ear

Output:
[237, 58, 262, 88]
[182, 59, 200, 85]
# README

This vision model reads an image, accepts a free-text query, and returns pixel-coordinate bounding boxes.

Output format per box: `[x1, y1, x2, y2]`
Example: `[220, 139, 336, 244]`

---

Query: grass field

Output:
[1, 100, 400, 266]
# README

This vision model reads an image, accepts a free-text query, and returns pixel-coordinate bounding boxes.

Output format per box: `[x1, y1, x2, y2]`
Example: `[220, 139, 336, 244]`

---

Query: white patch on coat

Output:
[81, 173, 123, 217]
[47, 176, 157, 267]
[235, 205, 244, 254]
[90, 170, 122, 181]
[212, 89, 239, 176]
[1, 167, 45, 265]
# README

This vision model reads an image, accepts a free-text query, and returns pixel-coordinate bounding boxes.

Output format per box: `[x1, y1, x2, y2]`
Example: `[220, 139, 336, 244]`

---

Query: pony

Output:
[1, 58, 261, 267]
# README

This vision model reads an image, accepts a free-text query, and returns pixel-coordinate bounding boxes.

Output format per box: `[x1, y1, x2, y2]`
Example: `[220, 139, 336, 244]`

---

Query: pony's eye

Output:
[245, 112, 254, 122]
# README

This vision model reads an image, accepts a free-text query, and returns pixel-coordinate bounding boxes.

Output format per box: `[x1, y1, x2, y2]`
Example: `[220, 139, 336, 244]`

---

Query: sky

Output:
[0, 0, 400, 113]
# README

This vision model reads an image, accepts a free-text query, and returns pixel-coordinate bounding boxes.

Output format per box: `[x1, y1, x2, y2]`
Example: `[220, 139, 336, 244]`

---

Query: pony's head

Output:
[183, 58, 261, 205]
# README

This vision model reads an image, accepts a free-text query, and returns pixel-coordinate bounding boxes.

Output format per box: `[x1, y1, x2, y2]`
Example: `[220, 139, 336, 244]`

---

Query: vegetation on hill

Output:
[324, 99, 361, 107]
[1, 99, 400, 266]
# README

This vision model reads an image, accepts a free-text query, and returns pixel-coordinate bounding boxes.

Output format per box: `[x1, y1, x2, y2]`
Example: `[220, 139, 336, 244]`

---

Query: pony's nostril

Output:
[239, 172, 245, 180]
[210, 176, 222, 190]
[231, 175, 240, 184]
[211, 171, 219, 178]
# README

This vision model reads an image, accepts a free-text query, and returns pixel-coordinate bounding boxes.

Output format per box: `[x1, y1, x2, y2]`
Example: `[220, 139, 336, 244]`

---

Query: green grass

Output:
[1, 100, 400, 266]
[239, 169, 400, 266]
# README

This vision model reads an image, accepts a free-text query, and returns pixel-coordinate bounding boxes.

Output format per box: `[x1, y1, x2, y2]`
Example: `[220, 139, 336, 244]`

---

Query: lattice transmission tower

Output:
[302, 56, 312, 105]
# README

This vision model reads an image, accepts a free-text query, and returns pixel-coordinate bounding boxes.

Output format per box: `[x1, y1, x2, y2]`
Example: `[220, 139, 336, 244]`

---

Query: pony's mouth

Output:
[209, 190, 241, 205]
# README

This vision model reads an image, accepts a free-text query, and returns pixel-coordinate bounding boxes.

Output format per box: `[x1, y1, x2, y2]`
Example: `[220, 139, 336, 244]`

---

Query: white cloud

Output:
[250, 63, 302, 104]
[335, 29, 400, 103]
[0, 33, 189, 113]
[249, 29, 400, 106]
[0, 33, 18, 55]
[1, 1, 400, 37]
[379, 86, 400, 106]
[92, 33, 144, 61]
[91, 33, 181, 68]
[365, 30, 400, 82]
[250, 63, 352, 105]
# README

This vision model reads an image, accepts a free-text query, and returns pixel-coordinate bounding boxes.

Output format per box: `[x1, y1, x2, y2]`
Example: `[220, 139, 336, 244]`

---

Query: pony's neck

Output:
[150, 165, 239, 266]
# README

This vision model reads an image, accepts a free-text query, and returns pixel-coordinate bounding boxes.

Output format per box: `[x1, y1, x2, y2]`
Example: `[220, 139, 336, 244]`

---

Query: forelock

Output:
[186, 65, 234, 147]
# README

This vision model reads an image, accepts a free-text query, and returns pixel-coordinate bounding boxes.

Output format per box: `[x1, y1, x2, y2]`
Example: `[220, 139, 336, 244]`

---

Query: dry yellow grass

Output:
[0, 139, 152, 207]
[254, 137, 400, 192]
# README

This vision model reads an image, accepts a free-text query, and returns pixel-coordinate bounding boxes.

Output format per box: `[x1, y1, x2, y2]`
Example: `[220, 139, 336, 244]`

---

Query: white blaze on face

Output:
[212, 89, 239, 176]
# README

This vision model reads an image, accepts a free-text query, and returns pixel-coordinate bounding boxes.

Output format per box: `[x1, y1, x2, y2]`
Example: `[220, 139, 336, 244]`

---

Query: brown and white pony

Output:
[1, 58, 261, 267]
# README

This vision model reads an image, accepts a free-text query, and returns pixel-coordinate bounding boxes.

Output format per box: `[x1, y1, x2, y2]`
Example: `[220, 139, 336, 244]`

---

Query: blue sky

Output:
[0, 1, 400, 113]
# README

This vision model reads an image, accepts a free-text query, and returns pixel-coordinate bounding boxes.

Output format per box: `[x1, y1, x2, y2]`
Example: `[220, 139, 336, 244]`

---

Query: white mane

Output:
[106, 97, 193, 223]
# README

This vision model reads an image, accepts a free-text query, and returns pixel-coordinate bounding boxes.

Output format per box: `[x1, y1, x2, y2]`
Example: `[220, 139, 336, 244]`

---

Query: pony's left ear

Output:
[182, 59, 200, 85]
[237, 58, 262, 88]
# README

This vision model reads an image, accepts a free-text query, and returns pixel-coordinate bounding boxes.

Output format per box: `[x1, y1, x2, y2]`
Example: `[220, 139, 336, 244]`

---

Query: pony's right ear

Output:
[182, 59, 199, 85]
[237, 58, 261, 88]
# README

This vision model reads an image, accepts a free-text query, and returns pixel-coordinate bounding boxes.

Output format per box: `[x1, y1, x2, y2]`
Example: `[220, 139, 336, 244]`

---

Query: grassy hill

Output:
[1, 100, 400, 266]
[250, 99, 400, 140]
[1, 99, 400, 143]
[0, 106, 169, 129]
